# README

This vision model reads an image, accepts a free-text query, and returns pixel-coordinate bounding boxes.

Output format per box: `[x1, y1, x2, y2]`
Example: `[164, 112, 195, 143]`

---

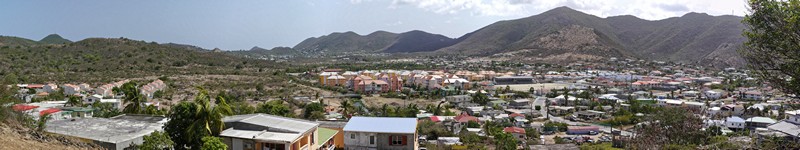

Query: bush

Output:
[201, 136, 227, 150]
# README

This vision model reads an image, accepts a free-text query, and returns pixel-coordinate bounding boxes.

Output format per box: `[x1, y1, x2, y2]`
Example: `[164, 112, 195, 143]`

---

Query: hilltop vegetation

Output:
[38, 34, 72, 44]
[0, 36, 281, 83]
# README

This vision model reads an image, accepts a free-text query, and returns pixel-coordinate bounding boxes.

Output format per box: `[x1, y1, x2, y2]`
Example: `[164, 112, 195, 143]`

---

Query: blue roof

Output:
[343, 117, 418, 134]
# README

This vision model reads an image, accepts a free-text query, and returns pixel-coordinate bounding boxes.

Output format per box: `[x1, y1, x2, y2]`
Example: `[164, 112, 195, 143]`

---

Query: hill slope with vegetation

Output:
[0, 36, 281, 83]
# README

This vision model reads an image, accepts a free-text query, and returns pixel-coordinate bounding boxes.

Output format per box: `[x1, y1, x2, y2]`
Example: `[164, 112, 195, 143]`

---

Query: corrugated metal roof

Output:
[220, 128, 302, 143]
[223, 113, 319, 133]
[343, 117, 417, 134]
[767, 121, 800, 137]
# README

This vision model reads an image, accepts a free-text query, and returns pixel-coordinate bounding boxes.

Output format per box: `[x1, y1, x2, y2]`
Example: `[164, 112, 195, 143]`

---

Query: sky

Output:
[0, 0, 749, 50]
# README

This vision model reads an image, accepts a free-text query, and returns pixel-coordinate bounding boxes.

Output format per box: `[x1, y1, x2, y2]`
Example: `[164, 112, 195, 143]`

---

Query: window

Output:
[263, 143, 285, 150]
[351, 134, 355, 139]
[244, 141, 254, 150]
[369, 136, 375, 144]
[391, 135, 403, 145]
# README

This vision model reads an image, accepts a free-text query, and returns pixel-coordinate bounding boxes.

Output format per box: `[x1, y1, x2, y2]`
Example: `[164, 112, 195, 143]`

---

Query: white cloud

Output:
[388, 0, 747, 20]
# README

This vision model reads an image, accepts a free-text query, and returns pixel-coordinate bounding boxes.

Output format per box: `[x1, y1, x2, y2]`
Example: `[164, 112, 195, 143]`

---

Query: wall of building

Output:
[344, 131, 415, 150]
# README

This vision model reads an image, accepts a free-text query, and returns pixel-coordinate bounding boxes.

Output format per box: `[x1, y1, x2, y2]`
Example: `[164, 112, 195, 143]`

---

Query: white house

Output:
[725, 116, 746, 130]
[704, 90, 723, 100]
[343, 117, 418, 150]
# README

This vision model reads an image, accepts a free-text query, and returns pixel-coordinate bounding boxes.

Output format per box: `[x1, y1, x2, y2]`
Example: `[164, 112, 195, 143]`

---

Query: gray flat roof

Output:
[223, 113, 319, 133]
[343, 117, 417, 134]
[46, 117, 164, 143]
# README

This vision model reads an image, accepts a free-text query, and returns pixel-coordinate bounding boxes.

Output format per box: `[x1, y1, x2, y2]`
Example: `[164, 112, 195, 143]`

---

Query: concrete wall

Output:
[344, 131, 416, 150]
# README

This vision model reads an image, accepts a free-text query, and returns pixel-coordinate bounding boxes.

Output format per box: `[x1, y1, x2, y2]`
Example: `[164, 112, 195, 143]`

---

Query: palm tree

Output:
[121, 82, 145, 114]
[381, 104, 389, 117]
[189, 88, 232, 137]
[340, 99, 354, 119]
[65, 96, 82, 107]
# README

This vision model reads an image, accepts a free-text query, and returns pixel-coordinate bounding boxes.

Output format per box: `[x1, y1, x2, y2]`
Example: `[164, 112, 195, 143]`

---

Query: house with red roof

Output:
[446, 112, 479, 134]
[503, 127, 526, 141]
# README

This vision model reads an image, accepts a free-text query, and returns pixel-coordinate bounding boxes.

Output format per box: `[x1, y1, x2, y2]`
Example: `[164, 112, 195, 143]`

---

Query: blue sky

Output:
[0, 0, 748, 50]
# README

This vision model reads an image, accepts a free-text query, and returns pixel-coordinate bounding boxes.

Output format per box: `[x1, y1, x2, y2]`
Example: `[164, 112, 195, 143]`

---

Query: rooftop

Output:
[343, 117, 417, 134]
[46, 116, 165, 143]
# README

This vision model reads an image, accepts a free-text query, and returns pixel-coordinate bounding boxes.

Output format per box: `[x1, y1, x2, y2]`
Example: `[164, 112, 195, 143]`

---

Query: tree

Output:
[472, 91, 489, 105]
[303, 102, 325, 119]
[165, 88, 232, 150]
[740, 0, 800, 95]
[494, 132, 518, 150]
[91, 101, 122, 118]
[627, 107, 706, 149]
[165, 102, 203, 150]
[191, 88, 232, 137]
[340, 99, 355, 118]
[121, 82, 145, 114]
[229, 102, 255, 115]
[200, 136, 227, 150]
[65, 95, 82, 107]
[140, 131, 174, 150]
[36, 113, 51, 132]
[257, 100, 293, 117]
[381, 104, 390, 117]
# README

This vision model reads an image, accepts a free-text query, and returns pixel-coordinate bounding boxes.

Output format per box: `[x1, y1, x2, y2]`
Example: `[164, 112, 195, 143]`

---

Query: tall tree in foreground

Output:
[165, 88, 232, 150]
[191, 88, 232, 136]
[740, 0, 800, 95]
[121, 82, 145, 114]
[165, 102, 202, 150]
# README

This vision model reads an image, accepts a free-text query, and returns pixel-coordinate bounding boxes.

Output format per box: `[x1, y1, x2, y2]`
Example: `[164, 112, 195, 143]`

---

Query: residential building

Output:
[493, 76, 534, 85]
[566, 126, 600, 135]
[343, 117, 418, 150]
[725, 116, 746, 130]
[509, 99, 531, 109]
[503, 127, 526, 141]
[219, 114, 337, 150]
[445, 95, 472, 105]
[766, 110, 800, 139]
[746, 117, 777, 128]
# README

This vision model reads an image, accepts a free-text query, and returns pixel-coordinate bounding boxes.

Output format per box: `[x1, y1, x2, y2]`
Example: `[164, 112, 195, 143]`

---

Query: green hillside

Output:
[0, 37, 280, 83]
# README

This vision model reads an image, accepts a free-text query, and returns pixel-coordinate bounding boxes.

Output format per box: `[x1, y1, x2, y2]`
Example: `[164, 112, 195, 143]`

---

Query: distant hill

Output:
[292, 30, 456, 54]
[438, 7, 745, 66]
[383, 30, 457, 53]
[293, 31, 398, 54]
[38, 34, 72, 44]
[0, 37, 278, 83]
[285, 7, 747, 67]
[162, 43, 210, 51]
[0, 36, 40, 47]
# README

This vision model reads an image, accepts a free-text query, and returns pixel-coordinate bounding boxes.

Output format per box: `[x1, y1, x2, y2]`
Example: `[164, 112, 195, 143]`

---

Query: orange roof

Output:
[40, 108, 61, 116]
[509, 113, 525, 118]
[27, 84, 44, 88]
[503, 127, 526, 134]
[454, 112, 478, 123]
[12, 104, 39, 111]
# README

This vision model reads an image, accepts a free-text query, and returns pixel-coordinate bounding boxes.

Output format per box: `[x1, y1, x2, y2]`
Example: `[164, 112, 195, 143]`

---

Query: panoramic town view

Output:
[1, 0, 799, 150]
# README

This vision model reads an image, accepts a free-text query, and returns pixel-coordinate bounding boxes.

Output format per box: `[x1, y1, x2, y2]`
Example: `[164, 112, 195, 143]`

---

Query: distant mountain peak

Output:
[250, 46, 268, 51]
[39, 34, 72, 44]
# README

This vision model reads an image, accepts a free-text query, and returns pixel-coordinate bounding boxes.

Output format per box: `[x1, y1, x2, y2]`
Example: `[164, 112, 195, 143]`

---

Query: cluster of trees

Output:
[162, 88, 232, 150]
